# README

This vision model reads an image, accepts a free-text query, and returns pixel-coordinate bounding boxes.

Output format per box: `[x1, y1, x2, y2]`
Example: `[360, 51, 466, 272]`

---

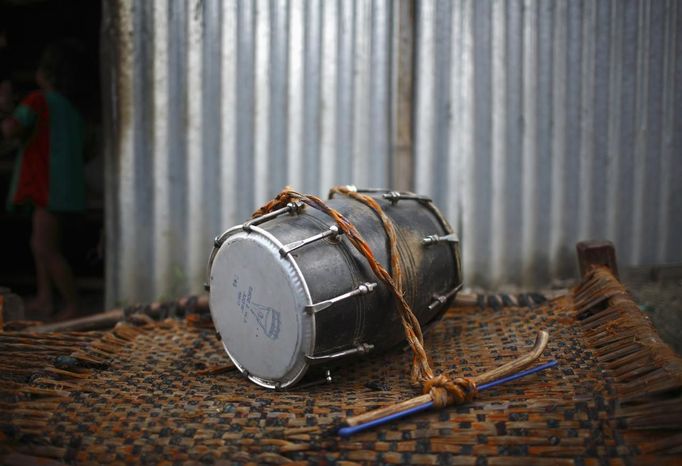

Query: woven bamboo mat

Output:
[1, 267, 681, 465]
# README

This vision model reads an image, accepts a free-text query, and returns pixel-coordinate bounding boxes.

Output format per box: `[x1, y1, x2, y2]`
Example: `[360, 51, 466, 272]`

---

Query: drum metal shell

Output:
[208, 192, 462, 388]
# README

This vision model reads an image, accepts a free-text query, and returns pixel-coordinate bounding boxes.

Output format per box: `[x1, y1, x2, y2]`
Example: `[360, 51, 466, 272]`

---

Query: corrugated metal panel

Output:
[104, 0, 681, 304]
[102, 0, 401, 305]
[414, 0, 682, 288]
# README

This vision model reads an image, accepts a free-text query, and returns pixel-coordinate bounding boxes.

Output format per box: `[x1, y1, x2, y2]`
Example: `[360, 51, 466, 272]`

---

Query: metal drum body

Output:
[208, 191, 462, 389]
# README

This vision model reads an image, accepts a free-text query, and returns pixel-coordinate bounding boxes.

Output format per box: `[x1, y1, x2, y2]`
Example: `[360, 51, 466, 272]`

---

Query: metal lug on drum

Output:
[242, 201, 305, 232]
[428, 295, 448, 311]
[279, 225, 342, 257]
[382, 191, 432, 204]
[305, 344, 374, 364]
[427, 284, 463, 311]
[422, 233, 460, 246]
[305, 282, 377, 315]
[214, 231, 232, 248]
[293, 370, 333, 390]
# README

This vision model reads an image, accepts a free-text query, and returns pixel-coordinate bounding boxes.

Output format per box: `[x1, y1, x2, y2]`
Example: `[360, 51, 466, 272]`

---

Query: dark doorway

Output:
[0, 0, 103, 320]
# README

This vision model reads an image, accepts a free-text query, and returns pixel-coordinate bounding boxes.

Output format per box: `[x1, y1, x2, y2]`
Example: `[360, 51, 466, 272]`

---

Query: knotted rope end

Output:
[423, 375, 478, 409]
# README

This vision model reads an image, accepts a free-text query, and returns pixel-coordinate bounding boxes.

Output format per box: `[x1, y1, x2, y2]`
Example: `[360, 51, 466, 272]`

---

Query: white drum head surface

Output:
[209, 229, 312, 388]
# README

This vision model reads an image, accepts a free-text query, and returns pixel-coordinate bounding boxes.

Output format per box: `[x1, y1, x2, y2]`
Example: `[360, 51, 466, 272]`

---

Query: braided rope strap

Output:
[252, 186, 476, 408]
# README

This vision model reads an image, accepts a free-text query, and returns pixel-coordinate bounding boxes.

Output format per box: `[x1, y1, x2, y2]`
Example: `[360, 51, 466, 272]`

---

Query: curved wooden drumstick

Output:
[343, 330, 550, 428]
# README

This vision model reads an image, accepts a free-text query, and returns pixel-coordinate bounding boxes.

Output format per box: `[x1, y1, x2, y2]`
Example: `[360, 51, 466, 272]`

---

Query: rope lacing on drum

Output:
[253, 186, 477, 408]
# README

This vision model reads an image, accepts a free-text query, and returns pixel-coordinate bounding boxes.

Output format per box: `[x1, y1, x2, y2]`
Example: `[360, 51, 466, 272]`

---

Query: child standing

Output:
[1, 41, 86, 320]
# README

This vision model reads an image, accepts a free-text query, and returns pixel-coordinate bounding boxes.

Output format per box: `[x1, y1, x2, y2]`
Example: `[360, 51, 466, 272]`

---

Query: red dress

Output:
[7, 90, 85, 211]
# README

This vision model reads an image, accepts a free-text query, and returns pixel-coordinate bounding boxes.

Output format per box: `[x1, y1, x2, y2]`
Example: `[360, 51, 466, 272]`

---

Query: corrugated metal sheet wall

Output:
[103, 0, 681, 305]
[102, 0, 406, 305]
[414, 0, 681, 288]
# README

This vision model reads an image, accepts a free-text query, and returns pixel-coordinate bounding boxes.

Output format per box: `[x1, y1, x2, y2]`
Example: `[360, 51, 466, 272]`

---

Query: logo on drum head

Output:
[235, 281, 281, 340]
[249, 302, 281, 340]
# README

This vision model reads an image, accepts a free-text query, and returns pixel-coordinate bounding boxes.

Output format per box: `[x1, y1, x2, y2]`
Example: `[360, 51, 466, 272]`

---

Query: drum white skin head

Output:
[209, 228, 313, 388]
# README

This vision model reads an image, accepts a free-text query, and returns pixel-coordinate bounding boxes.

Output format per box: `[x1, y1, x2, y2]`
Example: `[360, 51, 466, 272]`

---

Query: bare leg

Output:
[31, 208, 79, 320]
[27, 209, 54, 318]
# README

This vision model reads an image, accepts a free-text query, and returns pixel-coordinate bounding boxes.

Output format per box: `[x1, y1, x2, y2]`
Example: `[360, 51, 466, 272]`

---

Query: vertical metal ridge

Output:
[490, 0, 506, 286]
[459, 0, 475, 284]
[202, 0, 223, 247]
[520, 0, 538, 285]
[137, 1, 155, 295]
[589, 0, 611, 244]
[577, 0, 596, 242]
[672, 0, 682, 261]
[470, 0, 493, 287]
[641, 0, 666, 265]
[186, 0, 204, 290]
[503, 0, 523, 281]
[561, 0, 583, 278]
[101, 0, 118, 306]
[336, 0, 355, 184]
[533, 0, 555, 282]
[220, 1, 237, 231]
[614, 2, 638, 263]
[369, 0, 390, 188]
[286, 0, 304, 190]
[631, 0, 651, 264]
[152, 0, 170, 299]
[432, 0, 452, 217]
[352, 0, 371, 187]
[269, 0, 289, 195]
[254, 0, 271, 206]
[549, 0, 568, 280]
[319, 0, 338, 193]
[118, 0, 138, 299]
[414, 0, 435, 197]
[390, 0, 414, 192]
[172, 0, 189, 283]
[445, 0, 463, 232]
[235, 1, 255, 220]
[302, 0, 321, 192]
[657, 0, 677, 262]
[605, 0, 623, 246]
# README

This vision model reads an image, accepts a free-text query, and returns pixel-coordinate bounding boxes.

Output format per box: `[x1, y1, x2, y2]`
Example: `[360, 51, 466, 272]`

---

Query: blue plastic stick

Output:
[478, 360, 558, 390]
[338, 360, 558, 437]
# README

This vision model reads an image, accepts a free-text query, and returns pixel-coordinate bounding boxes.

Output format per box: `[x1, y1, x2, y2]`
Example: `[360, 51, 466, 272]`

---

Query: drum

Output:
[207, 190, 462, 389]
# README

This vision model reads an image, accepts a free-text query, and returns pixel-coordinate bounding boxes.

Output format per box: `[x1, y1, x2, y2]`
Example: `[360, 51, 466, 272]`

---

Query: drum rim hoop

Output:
[208, 224, 314, 389]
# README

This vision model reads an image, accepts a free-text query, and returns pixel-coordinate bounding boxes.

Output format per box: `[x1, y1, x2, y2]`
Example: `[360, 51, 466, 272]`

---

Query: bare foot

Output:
[52, 305, 79, 322]
[25, 297, 53, 320]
